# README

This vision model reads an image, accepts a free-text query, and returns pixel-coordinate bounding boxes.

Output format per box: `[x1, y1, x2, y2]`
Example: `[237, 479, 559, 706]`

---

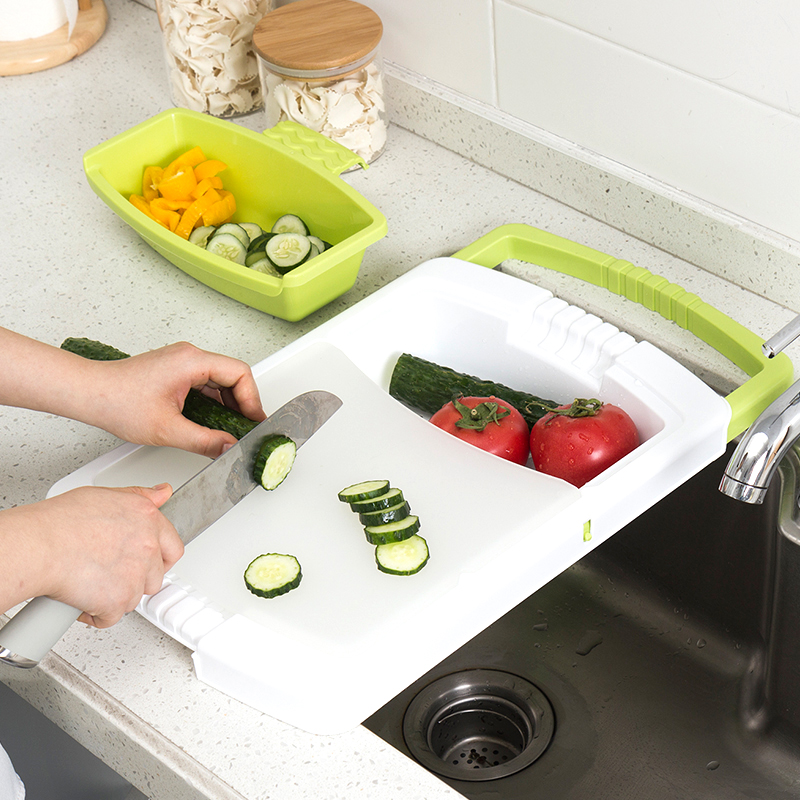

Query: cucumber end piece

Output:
[254, 434, 297, 490]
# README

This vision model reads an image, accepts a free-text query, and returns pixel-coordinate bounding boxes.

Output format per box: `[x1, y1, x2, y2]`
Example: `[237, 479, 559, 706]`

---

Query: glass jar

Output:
[253, 0, 387, 164]
[156, 0, 271, 118]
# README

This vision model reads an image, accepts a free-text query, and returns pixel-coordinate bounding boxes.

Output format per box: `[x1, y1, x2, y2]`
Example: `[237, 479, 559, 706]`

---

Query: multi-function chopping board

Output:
[47, 252, 756, 734]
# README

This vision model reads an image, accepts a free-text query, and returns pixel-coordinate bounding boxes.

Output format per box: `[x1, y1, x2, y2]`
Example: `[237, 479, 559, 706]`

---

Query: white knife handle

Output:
[0, 597, 81, 667]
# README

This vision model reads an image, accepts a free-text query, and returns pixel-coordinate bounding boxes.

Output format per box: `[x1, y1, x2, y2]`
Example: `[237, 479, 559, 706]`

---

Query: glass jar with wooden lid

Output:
[253, 0, 386, 164]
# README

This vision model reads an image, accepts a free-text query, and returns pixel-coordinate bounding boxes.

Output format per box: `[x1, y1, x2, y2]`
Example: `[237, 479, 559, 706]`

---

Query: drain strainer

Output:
[402, 669, 555, 782]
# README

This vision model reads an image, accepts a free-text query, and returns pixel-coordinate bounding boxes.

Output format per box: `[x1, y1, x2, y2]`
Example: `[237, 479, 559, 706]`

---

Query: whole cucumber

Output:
[60, 337, 258, 440]
[389, 352, 558, 430]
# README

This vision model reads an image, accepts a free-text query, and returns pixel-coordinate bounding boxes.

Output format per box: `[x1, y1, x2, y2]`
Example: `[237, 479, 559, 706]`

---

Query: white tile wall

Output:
[493, 2, 800, 243]
[510, 0, 800, 115]
[276, 0, 800, 244]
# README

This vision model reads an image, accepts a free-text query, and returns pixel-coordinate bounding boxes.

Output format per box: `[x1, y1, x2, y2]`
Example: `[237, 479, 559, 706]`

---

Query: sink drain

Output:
[402, 669, 555, 782]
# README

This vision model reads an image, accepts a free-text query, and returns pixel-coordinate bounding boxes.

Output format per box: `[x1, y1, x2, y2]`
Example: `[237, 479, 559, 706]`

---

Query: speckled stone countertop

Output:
[1, 1, 798, 799]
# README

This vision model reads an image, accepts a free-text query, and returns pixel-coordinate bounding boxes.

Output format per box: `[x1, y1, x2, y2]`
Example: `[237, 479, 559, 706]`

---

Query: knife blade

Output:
[161, 389, 342, 545]
[0, 390, 342, 668]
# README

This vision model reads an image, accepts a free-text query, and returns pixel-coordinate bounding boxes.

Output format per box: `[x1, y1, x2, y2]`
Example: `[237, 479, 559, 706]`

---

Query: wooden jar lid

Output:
[253, 0, 383, 75]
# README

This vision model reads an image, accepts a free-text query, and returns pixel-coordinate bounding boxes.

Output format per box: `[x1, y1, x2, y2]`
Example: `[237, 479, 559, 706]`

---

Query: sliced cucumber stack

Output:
[254, 434, 297, 490]
[188, 212, 331, 276]
[339, 481, 429, 575]
[244, 553, 302, 598]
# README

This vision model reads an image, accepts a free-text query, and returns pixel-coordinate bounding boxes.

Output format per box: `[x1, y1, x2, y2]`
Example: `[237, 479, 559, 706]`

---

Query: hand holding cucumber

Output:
[0, 327, 266, 650]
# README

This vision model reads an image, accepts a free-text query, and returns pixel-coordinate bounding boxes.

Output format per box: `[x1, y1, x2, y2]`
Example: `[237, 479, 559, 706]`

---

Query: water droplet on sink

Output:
[575, 630, 603, 656]
[532, 622, 548, 631]
[697, 638, 707, 648]
[706, 760, 720, 770]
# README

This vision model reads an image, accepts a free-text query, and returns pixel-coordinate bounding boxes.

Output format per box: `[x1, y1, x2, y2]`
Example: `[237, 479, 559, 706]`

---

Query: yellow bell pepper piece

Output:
[149, 198, 183, 232]
[129, 146, 239, 237]
[129, 194, 159, 223]
[162, 146, 206, 178]
[158, 165, 197, 201]
[194, 159, 227, 181]
[174, 191, 222, 240]
[202, 190, 236, 227]
[191, 176, 224, 199]
[142, 166, 163, 203]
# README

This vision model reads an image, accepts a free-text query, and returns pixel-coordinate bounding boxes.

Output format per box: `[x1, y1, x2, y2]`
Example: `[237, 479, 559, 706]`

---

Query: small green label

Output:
[583, 520, 592, 542]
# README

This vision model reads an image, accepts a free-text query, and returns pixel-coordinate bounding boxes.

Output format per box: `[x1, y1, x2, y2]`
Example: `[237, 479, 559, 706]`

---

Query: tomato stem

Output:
[544, 398, 604, 419]
[452, 397, 510, 431]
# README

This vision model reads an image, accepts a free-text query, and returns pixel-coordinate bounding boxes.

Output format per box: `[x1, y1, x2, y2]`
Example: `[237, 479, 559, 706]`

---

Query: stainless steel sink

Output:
[365, 445, 800, 798]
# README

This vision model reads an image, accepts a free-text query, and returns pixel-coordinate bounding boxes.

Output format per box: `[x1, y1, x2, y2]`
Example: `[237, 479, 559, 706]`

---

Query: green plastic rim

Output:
[452, 224, 794, 442]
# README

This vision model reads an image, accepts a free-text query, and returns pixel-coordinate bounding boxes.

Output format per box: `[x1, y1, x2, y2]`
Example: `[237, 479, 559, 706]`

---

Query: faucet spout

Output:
[720, 380, 800, 503]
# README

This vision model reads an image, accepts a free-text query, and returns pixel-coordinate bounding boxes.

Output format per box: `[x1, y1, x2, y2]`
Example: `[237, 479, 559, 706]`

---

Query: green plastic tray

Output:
[453, 224, 793, 441]
[83, 109, 387, 321]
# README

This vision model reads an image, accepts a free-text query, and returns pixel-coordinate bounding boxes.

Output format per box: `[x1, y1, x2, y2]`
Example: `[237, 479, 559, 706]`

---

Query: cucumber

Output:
[348, 487, 404, 513]
[389, 353, 559, 430]
[271, 214, 309, 236]
[338, 480, 390, 503]
[253, 434, 296, 490]
[249, 257, 282, 277]
[238, 222, 263, 243]
[244, 553, 302, 598]
[247, 232, 275, 254]
[60, 338, 259, 440]
[307, 235, 328, 253]
[213, 223, 249, 247]
[375, 534, 429, 575]
[359, 500, 411, 527]
[364, 515, 420, 545]
[61, 338, 130, 361]
[206, 231, 248, 265]
[189, 225, 215, 247]
[265, 232, 312, 273]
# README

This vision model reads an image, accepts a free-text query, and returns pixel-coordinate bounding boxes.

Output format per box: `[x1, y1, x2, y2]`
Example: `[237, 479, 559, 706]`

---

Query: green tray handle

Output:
[261, 121, 367, 177]
[452, 224, 794, 442]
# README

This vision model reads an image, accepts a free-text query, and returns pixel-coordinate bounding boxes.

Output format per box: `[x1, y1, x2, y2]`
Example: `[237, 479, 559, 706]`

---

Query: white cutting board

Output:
[50, 257, 732, 734]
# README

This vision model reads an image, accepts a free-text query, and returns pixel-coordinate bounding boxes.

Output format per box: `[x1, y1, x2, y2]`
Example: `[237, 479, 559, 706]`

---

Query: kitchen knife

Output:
[0, 389, 342, 668]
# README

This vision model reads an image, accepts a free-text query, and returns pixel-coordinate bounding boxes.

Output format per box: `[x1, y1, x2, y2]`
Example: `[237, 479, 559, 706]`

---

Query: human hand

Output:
[0, 484, 183, 627]
[81, 342, 267, 458]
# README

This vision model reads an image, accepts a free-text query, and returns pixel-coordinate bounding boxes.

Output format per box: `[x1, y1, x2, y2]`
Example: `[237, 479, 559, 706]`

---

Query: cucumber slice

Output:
[338, 480, 390, 503]
[349, 487, 405, 513]
[214, 222, 249, 247]
[206, 232, 247, 265]
[253, 434, 296, 490]
[247, 232, 275, 253]
[239, 222, 263, 243]
[265, 232, 312, 273]
[375, 534, 429, 575]
[245, 248, 266, 267]
[189, 225, 215, 247]
[307, 235, 328, 253]
[359, 501, 411, 527]
[271, 214, 309, 236]
[244, 553, 302, 598]
[249, 257, 281, 277]
[364, 515, 420, 545]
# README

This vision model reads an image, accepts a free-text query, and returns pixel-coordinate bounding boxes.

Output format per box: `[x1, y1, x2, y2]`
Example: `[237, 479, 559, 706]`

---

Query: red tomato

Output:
[530, 401, 639, 487]
[430, 396, 529, 465]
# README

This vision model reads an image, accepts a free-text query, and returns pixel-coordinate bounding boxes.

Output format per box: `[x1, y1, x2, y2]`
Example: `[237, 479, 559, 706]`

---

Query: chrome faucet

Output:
[720, 314, 800, 504]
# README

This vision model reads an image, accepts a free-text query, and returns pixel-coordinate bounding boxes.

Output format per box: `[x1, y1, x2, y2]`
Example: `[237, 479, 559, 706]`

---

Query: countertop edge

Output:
[0, 648, 245, 800]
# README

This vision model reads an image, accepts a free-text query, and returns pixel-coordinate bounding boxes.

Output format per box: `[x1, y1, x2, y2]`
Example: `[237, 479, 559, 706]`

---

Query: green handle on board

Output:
[453, 224, 794, 441]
